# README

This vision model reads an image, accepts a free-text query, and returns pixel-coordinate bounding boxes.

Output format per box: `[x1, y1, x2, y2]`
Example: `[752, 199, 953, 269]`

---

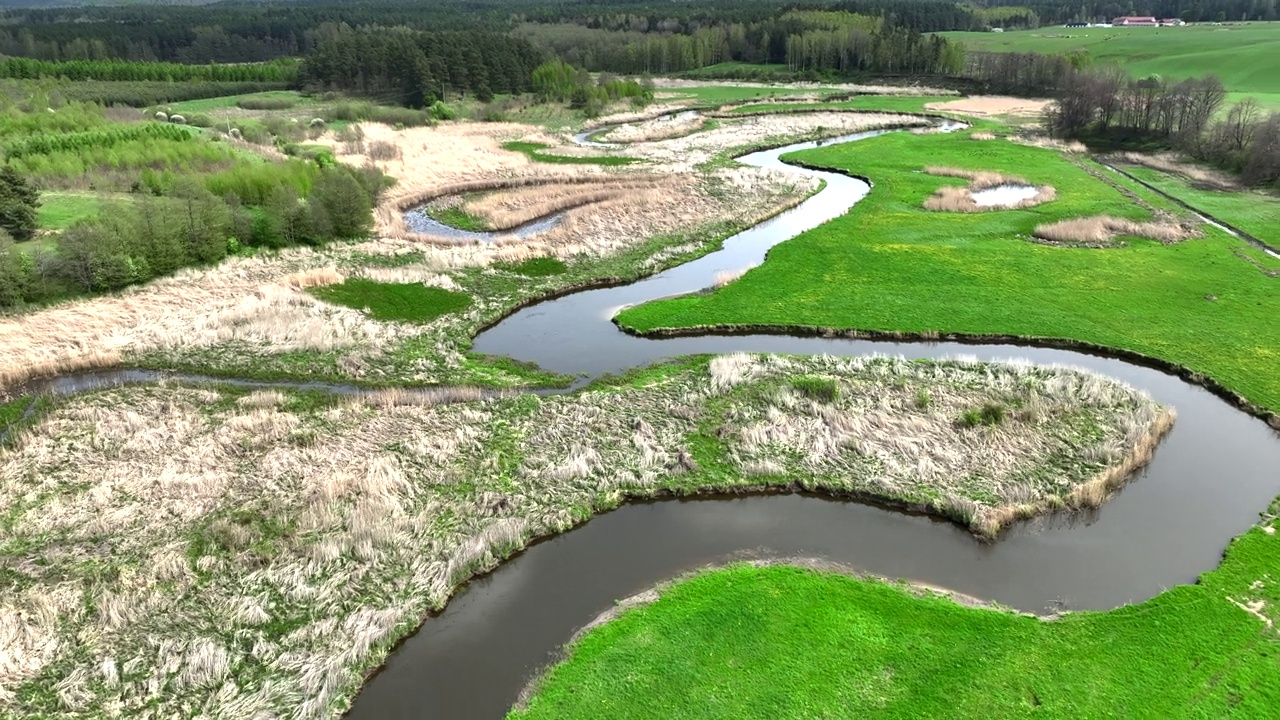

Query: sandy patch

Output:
[925, 96, 1053, 117]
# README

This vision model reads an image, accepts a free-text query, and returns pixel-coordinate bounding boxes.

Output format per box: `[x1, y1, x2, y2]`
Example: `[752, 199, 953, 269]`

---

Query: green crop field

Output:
[941, 23, 1280, 101]
[616, 130, 1280, 415]
[513, 524, 1280, 719]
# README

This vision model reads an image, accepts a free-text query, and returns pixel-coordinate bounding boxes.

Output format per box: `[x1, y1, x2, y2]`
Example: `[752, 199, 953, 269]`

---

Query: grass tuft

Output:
[502, 141, 639, 166]
[309, 279, 472, 324]
[498, 257, 569, 277]
[789, 375, 839, 402]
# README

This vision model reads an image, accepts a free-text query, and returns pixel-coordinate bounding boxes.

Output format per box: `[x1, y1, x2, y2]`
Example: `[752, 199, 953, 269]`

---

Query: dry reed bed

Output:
[1109, 152, 1239, 191]
[2, 113, 851, 392]
[1033, 215, 1203, 247]
[652, 78, 958, 97]
[0, 354, 1169, 716]
[601, 113, 707, 143]
[627, 112, 927, 170]
[922, 166, 1057, 213]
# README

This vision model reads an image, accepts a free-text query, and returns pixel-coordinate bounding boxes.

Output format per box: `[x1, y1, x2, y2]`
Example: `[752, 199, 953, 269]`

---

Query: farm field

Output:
[513, 535, 1280, 719]
[616, 130, 1280, 414]
[941, 23, 1280, 101]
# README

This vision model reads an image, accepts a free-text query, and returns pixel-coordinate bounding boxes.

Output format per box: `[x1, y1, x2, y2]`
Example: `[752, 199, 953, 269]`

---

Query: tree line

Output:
[0, 57, 298, 84]
[517, 9, 964, 78]
[300, 27, 543, 105]
[1047, 69, 1279, 186]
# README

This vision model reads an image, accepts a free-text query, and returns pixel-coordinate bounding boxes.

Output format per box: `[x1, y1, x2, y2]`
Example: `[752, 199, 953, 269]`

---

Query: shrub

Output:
[791, 375, 839, 402]
[915, 388, 932, 409]
[237, 96, 296, 111]
[365, 140, 401, 161]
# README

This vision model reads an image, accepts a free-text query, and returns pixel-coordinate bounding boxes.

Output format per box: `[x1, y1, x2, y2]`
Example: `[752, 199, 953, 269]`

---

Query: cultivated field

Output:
[941, 23, 1280, 107]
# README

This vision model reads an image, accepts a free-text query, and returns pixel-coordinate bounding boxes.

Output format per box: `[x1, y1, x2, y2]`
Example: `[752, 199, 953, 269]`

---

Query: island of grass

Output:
[615, 129, 1280, 422]
[309, 278, 472, 324]
[502, 140, 639, 166]
[511, 536, 1280, 719]
[2, 353, 1171, 715]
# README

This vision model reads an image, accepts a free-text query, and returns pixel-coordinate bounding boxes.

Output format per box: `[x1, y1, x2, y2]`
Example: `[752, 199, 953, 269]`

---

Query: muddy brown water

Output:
[8, 123, 1279, 719]
[338, 124, 1280, 718]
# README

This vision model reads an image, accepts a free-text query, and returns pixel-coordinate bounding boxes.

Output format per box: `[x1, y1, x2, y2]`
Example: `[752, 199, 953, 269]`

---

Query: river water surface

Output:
[338, 122, 1280, 718]
[7, 119, 1276, 720]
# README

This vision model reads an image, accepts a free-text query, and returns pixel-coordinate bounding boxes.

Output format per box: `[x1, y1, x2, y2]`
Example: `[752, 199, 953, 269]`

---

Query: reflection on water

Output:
[346, 120, 1280, 719]
[971, 184, 1039, 206]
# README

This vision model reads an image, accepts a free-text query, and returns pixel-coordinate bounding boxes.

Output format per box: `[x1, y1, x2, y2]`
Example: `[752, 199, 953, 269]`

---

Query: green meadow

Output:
[513, 528, 1280, 719]
[616, 130, 1280, 414]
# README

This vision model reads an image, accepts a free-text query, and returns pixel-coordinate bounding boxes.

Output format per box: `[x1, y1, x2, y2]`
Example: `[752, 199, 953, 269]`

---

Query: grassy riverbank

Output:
[616, 130, 1280, 417]
[512, 521, 1280, 719]
[1114, 163, 1280, 246]
[1, 354, 1160, 716]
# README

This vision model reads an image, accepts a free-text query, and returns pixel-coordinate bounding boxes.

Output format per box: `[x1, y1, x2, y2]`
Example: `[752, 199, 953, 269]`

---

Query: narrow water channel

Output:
[340, 122, 1280, 718]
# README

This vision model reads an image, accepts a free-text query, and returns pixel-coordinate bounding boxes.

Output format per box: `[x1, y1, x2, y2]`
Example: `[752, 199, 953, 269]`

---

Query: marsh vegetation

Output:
[0, 354, 1168, 716]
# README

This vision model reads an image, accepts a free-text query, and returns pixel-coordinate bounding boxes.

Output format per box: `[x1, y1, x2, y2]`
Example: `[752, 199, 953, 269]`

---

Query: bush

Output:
[791, 375, 839, 402]
[236, 96, 296, 111]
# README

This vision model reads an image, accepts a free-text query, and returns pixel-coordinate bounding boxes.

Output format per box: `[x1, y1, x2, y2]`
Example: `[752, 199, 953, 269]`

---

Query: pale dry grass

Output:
[1111, 152, 1239, 191]
[924, 96, 1053, 118]
[652, 78, 959, 97]
[628, 112, 926, 170]
[1008, 135, 1087, 153]
[0, 114, 916, 394]
[0, 354, 1168, 715]
[1033, 215, 1202, 247]
[602, 113, 706, 143]
[971, 131, 997, 140]
[922, 167, 1056, 213]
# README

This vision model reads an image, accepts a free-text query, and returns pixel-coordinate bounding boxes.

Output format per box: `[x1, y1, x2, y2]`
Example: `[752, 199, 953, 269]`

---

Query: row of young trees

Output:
[1047, 70, 1280, 186]
[0, 162, 384, 308]
[0, 57, 298, 84]
[300, 27, 543, 106]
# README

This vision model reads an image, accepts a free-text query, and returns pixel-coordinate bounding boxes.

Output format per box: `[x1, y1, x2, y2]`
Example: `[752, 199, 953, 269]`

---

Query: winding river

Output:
[339, 122, 1280, 718]
[6, 118, 1278, 719]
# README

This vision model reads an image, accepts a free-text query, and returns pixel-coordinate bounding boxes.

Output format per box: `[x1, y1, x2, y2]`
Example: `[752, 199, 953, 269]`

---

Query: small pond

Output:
[972, 184, 1039, 207]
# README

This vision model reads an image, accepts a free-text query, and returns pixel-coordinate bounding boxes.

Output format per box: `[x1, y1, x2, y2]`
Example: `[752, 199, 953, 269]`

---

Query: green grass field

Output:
[35, 191, 113, 231]
[1116, 164, 1280, 244]
[165, 90, 308, 114]
[513, 520, 1280, 719]
[941, 23, 1280, 100]
[616, 130, 1280, 414]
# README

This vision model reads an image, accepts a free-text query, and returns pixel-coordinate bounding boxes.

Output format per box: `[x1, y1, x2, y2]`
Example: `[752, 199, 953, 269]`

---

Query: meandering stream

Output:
[341, 121, 1280, 718]
[6, 117, 1278, 720]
